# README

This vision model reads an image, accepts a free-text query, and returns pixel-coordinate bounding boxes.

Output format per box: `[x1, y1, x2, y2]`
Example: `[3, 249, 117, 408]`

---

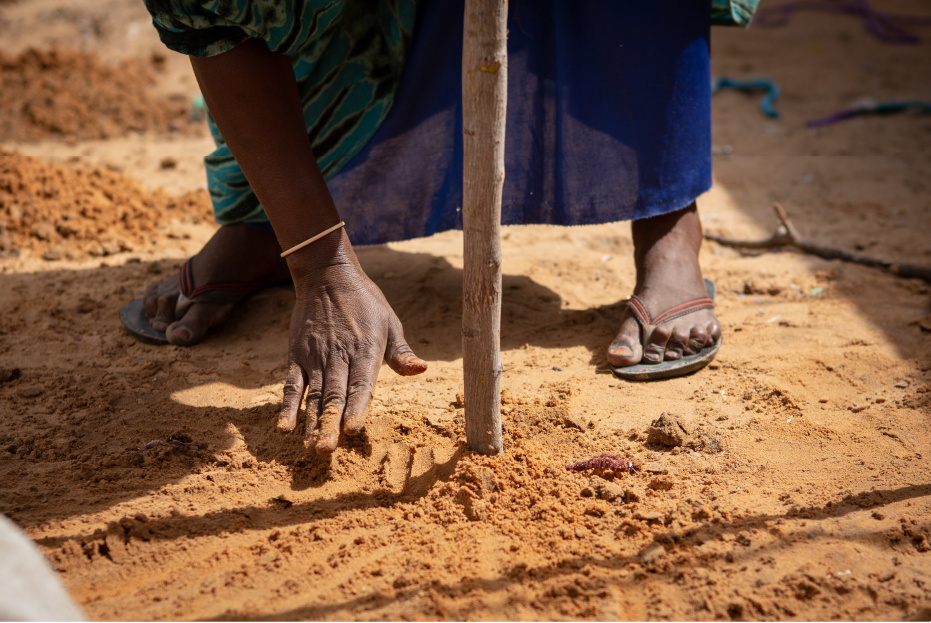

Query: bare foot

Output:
[142, 224, 291, 346]
[607, 203, 722, 366]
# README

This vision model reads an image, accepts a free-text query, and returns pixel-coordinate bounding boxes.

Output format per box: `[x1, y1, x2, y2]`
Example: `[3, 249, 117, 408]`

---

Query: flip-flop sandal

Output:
[119, 258, 266, 345]
[612, 279, 722, 382]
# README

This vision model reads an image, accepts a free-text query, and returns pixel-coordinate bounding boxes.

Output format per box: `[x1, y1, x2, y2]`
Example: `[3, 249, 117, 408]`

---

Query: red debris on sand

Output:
[566, 453, 635, 473]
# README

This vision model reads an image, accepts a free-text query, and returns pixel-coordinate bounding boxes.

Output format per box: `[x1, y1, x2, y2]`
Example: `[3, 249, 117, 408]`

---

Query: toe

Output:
[683, 326, 710, 355]
[143, 283, 159, 318]
[663, 327, 690, 361]
[151, 294, 178, 331]
[642, 325, 672, 364]
[607, 313, 643, 367]
[165, 304, 220, 346]
[707, 317, 723, 343]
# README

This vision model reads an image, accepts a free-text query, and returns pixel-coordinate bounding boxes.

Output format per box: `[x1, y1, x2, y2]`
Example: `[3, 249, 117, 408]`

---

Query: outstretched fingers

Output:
[277, 362, 305, 433]
[314, 356, 349, 455]
[342, 351, 381, 437]
[303, 367, 324, 452]
[385, 320, 427, 377]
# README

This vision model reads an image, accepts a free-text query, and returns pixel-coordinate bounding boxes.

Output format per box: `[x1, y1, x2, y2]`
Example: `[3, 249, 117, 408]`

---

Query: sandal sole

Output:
[119, 298, 169, 345]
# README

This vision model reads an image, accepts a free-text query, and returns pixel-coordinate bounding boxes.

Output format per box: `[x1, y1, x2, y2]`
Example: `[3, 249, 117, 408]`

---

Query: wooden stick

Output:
[461, 0, 507, 455]
[704, 203, 931, 284]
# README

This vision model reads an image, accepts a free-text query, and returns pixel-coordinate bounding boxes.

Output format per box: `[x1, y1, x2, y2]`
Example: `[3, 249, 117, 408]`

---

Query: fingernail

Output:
[315, 434, 338, 455]
[399, 357, 428, 375]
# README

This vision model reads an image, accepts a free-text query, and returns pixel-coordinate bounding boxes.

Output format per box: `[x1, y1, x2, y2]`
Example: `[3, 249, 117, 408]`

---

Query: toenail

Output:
[610, 345, 633, 357]
[172, 326, 192, 341]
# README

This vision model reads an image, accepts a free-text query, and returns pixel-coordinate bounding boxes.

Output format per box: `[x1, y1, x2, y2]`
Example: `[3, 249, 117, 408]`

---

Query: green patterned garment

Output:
[143, 0, 416, 225]
[711, 0, 761, 26]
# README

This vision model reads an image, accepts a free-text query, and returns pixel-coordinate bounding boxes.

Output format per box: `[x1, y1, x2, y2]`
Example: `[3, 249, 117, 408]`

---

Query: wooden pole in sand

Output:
[461, 0, 507, 455]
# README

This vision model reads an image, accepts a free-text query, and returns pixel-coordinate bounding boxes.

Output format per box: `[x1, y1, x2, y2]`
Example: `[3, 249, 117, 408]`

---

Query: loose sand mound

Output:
[0, 150, 212, 259]
[0, 48, 200, 142]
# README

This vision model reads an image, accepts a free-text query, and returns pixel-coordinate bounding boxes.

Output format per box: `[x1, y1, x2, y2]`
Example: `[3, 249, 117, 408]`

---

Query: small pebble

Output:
[644, 462, 667, 474]
[15, 385, 42, 398]
[634, 510, 663, 522]
[894, 381, 909, 389]
[101, 242, 121, 256]
[641, 543, 666, 564]
[552, 366, 563, 372]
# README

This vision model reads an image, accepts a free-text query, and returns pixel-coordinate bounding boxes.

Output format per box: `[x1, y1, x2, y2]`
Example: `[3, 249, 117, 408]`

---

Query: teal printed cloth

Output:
[711, 0, 761, 26]
[143, 0, 416, 225]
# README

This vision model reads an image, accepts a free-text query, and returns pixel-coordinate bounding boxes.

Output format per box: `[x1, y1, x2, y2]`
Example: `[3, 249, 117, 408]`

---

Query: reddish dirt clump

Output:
[0, 150, 212, 259]
[0, 48, 200, 142]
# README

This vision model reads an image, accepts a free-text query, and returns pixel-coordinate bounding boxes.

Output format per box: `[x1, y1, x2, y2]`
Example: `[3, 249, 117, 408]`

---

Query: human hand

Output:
[275, 240, 426, 454]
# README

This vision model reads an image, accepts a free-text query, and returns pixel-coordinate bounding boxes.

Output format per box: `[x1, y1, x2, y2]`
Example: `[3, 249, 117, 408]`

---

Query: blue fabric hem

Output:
[347, 179, 711, 247]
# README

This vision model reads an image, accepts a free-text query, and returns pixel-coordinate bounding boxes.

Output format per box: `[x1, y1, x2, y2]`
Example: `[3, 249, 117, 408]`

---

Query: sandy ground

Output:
[1, 0, 931, 620]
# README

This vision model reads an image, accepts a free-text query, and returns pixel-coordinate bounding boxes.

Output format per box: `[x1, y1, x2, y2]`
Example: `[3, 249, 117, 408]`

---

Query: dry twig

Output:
[705, 203, 931, 284]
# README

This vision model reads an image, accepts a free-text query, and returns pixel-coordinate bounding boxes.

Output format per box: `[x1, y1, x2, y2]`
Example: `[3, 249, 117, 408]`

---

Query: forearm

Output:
[184, 38, 424, 456]
[190, 38, 349, 270]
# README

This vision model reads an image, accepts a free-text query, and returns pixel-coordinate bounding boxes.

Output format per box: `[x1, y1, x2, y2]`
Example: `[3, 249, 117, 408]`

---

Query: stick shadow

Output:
[0, 248, 621, 528]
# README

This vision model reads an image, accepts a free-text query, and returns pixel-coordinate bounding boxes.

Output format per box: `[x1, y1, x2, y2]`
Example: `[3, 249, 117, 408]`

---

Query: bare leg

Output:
[139, 38, 424, 454]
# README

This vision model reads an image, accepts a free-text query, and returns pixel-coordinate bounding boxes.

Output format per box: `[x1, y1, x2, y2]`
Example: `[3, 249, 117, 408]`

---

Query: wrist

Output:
[285, 227, 357, 280]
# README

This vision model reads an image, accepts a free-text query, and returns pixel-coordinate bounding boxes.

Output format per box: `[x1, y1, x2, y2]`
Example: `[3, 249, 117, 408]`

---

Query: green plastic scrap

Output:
[710, 0, 761, 27]
[808, 287, 824, 296]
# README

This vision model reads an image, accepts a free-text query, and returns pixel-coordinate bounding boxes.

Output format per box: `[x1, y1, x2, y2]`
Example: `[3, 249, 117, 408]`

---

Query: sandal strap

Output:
[627, 294, 714, 326]
[179, 258, 266, 305]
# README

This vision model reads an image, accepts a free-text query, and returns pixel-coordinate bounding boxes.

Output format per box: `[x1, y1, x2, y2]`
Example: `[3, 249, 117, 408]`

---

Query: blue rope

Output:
[712, 76, 782, 118]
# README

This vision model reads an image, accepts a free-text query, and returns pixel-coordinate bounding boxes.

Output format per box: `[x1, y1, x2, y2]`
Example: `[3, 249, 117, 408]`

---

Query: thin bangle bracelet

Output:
[279, 221, 346, 258]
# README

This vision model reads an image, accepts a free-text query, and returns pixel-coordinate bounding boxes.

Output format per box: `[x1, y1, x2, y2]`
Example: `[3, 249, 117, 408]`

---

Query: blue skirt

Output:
[328, 0, 712, 245]
[176, 0, 713, 244]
